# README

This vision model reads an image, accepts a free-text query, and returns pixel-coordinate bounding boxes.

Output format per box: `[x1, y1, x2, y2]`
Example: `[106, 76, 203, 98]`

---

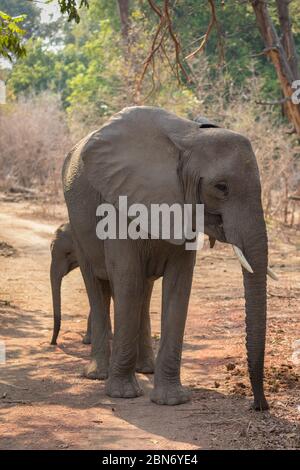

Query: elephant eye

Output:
[215, 182, 229, 196]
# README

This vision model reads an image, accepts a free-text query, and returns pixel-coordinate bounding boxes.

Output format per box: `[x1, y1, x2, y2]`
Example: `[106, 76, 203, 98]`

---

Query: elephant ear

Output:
[194, 115, 220, 128]
[81, 106, 200, 242]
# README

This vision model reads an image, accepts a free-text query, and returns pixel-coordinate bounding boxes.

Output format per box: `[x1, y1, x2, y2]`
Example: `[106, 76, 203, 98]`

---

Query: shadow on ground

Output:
[0, 328, 299, 450]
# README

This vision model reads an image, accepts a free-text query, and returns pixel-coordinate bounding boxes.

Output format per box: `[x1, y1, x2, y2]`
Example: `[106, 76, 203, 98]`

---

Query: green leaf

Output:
[0, 10, 26, 60]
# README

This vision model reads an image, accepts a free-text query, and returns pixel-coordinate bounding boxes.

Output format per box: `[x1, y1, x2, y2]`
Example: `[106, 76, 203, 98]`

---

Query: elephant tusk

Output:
[267, 266, 279, 281]
[232, 245, 278, 279]
[232, 245, 254, 274]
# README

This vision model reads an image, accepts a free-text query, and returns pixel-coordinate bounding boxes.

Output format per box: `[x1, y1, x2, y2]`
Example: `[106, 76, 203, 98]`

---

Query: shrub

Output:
[0, 93, 72, 193]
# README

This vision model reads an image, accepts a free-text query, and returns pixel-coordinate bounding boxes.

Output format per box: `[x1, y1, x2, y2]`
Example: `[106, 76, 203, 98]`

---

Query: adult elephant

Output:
[62, 106, 276, 410]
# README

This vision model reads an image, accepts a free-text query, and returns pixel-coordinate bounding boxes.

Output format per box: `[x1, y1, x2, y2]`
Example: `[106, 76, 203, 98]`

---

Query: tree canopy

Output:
[1, 0, 299, 130]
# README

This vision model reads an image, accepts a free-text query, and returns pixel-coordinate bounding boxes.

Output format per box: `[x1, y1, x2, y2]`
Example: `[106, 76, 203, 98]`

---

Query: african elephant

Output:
[62, 106, 276, 409]
[49, 222, 154, 375]
[50, 222, 92, 346]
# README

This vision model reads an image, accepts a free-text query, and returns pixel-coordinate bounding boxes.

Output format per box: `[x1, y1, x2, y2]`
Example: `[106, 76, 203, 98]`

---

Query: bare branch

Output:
[137, 0, 224, 93]
[137, 0, 191, 94]
[163, 0, 190, 82]
[147, 0, 163, 18]
[250, 45, 279, 57]
[255, 97, 291, 105]
[185, 0, 223, 61]
[136, 2, 167, 94]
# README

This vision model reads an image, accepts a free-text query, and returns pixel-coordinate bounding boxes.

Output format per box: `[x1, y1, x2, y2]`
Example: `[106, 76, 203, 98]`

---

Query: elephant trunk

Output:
[241, 211, 269, 410]
[223, 202, 269, 410]
[50, 261, 62, 346]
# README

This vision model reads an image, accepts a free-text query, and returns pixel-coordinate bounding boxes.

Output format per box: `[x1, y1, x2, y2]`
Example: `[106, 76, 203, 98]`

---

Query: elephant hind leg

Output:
[136, 280, 155, 374]
[82, 281, 113, 345]
[82, 310, 92, 344]
[78, 261, 111, 380]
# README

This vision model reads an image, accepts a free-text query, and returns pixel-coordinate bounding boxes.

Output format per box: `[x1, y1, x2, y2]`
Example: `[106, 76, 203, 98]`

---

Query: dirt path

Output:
[0, 198, 299, 450]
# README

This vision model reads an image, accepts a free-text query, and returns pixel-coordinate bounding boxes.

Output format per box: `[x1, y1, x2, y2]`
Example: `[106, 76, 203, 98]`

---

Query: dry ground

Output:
[0, 195, 299, 450]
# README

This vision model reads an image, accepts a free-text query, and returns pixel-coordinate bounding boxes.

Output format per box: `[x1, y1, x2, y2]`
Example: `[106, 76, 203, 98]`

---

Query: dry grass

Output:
[0, 82, 299, 225]
[0, 93, 72, 195]
[189, 71, 300, 225]
[219, 100, 299, 224]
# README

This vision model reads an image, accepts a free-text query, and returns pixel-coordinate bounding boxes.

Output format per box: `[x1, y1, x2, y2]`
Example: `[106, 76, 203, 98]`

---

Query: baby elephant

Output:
[50, 223, 155, 376]
[50, 222, 92, 346]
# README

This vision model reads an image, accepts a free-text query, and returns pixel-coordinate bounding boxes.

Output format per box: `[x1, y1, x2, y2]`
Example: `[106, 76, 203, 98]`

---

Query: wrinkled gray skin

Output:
[62, 106, 269, 410]
[50, 222, 92, 346]
[49, 222, 154, 374]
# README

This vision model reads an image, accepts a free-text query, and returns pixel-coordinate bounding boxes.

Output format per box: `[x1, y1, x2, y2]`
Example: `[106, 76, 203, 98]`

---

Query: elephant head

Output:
[82, 106, 276, 410]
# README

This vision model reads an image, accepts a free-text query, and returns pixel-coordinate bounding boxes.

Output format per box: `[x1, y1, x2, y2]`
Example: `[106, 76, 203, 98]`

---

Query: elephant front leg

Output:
[136, 280, 155, 374]
[105, 278, 145, 399]
[151, 252, 195, 405]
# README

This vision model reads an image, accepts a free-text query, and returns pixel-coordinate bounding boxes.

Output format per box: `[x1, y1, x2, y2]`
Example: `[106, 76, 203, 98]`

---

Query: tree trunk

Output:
[276, 0, 300, 80]
[117, 0, 130, 43]
[251, 0, 300, 135]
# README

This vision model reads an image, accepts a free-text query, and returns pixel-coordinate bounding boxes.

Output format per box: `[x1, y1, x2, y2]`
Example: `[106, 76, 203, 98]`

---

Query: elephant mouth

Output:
[204, 210, 227, 243]
[204, 210, 278, 280]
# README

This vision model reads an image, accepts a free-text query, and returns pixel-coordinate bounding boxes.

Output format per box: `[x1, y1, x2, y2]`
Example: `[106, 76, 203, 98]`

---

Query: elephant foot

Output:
[82, 334, 91, 345]
[150, 384, 191, 406]
[105, 374, 143, 398]
[83, 357, 108, 380]
[136, 356, 155, 374]
[252, 396, 269, 411]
